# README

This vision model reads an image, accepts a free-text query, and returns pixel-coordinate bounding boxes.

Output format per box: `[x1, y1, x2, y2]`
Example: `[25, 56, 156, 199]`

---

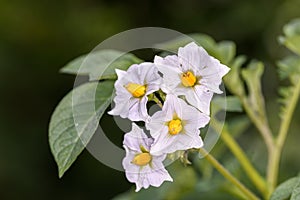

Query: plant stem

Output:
[267, 81, 300, 194]
[221, 127, 268, 197]
[210, 119, 267, 195]
[149, 94, 163, 108]
[240, 96, 276, 197]
[199, 148, 260, 200]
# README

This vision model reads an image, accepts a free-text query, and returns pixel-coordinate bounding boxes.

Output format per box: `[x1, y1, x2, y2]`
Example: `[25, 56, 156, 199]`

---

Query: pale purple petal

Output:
[150, 131, 203, 155]
[127, 98, 148, 121]
[109, 62, 162, 121]
[122, 124, 173, 192]
[123, 123, 153, 151]
[107, 95, 132, 118]
[147, 93, 209, 155]
[145, 168, 173, 188]
[122, 147, 140, 173]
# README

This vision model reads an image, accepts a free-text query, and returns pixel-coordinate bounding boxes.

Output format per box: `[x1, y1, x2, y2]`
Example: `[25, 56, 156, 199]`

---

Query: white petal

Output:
[122, 148, 140, 173]
[184, 85, 213, 115]
[150, 130, 179, 155]
[108, 95, 131, 117]
[146, 168, 173, 188]
[164, 94, 184, 119]
[183, 130, 204, 148]
[198, 61, 230, 94]
[178, 42, 203, 72]
[154, 56, 182, 93]
[115, 69, 127, 80]
[143, 63, 162, 83]
[181, 102, 210, 129]
[139, 96, 149, 121]
[150, 131, 203, 155]
[154, 55, 179, 67]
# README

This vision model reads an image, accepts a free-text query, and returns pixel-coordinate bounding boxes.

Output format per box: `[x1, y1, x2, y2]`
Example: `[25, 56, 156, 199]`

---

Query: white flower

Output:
[122, 123, 173, 192]
[108, 62, 162, 121]
[154, 42, 230, 114]
[146, 94, 210, 155]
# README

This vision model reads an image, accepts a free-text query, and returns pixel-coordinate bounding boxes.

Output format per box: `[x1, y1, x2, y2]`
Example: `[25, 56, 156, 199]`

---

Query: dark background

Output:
[1, 0, 300, 199]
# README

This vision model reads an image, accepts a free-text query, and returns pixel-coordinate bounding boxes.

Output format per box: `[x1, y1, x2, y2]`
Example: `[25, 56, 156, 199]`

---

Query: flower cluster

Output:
[109, 42, 230, 191]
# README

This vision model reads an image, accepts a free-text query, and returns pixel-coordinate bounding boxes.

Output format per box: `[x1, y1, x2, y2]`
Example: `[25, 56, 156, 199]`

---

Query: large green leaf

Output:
[49, 80, 114, 177]
[270, 176, 300, 200]
[60, 49, 142, 80]
[291, 182, 300, 200]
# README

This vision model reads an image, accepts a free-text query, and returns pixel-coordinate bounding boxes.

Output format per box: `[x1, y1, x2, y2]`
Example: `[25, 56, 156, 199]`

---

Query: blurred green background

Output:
[1, 0, 300, 199]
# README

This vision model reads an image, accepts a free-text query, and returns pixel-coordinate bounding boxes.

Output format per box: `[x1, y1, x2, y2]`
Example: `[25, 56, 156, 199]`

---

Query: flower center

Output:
[181, 71, 197, 87]
[168, 119, 182, 135]
[132, 153, 152, 166]
[125, 83, 146, 98]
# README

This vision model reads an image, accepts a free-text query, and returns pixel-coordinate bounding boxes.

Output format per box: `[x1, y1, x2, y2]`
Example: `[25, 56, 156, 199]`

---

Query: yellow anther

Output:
[125, 83, 146, 98]
[168, 119, 183, 135]
[181, 71, 197, 87]
[132, 153, 152, 166]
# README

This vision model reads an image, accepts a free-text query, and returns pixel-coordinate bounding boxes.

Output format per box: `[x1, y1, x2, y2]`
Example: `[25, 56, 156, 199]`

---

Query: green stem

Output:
[149, 93, 163, 108]
[199, 148, 260, 200]
[267, 81, 300, 194]
[240, 96, 276, 197]
[210, 118, 267, 197]
[221, 127, 268, 197]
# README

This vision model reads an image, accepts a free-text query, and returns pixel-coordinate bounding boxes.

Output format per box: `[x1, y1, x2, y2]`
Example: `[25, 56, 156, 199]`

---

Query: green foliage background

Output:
[1, 0, 300, 199]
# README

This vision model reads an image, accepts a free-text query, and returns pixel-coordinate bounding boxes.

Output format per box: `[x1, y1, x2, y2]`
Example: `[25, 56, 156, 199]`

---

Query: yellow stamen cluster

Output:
[168, 119, 183, 135]
[125, 83, 146, 98]
[181, 71, 197, 87]
[132, 152, 152, 166]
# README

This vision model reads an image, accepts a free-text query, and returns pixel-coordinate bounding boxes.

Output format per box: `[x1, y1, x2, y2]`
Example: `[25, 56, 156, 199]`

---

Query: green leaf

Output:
[280, 36, 300, 56]
[216, 41, 236, 66]
[241, 61, 265, 117]
[155, 33, 215, 54]
[279, 18, 300, 55]
[155, 33, 236, 65]
[277, 55, 300, 119]
[291, 182, 300, 200]
[277, 56, 300, 82]
[283, 19, 300, 37]
[49, 80, 114, 177]
[60, 50, 143, 80]
[223, 56, 246, 97]
[212, 96, 243, 113]
[226, 116, 250, 137]
[270, 176, 300, 200]
[278, 86, 296, 119]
